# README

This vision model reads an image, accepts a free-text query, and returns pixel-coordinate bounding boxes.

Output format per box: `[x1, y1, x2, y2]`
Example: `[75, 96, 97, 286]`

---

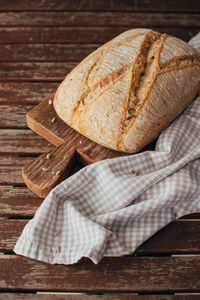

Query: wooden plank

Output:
[0, 62, 76, 81]
[0, 104, 33, 128]
[0, 156, 32, 184]
[0, 27, 198, 44]
[1, 294, 197, 300]
[0, 293, 198, 300]
[0, 130, 52, 154]
[0, 187, 42, 217]
[0, 27, 135, 44]
[0, 12, 200, 27]
[0, 82, 58, 104]
[0, 44, 98, 62]
[1, 219, 200, 254]
[1, 186, 199, 219]
[0, 255, 200, 291]
[0, 0, 199, 13]
[0, 156, 82, 185]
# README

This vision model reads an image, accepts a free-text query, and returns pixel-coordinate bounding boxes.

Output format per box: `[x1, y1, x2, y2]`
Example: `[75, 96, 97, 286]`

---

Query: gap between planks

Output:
[1, 292, 200, 300]
[0, 255, 200, 292]
[171, 254, 200, 257]
[177, 219, 200, 221]
[37, 292, 90, 295]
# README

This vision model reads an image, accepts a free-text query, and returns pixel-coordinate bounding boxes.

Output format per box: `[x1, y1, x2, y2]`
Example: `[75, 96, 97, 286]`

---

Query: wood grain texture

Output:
[26, 98, 78, 146]
[0, 156, 32, 184]
[0, 156, 82, 185]
[1, 294, 198, 300]
[0, 104, 33, 128]
[0, 27, 136, 44]
[0, 27, 198, 44]
[0, 187, 42, 217]
[0, 82, 59, 104]
[22, 143, 77, 198]
[0, 62, 76, 81]
[0, 130, 52, 154]
[0, 44, 98, 62]
[1, 12, 199, 27]
[0, 255, 200, 291]
[0, 0, 199, 12]
[0, 0, 199, 296]
[1, 219, 200, 254]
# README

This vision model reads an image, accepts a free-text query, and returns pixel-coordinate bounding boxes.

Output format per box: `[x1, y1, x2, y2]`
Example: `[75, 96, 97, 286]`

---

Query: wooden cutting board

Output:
[23, 98, 127, 198]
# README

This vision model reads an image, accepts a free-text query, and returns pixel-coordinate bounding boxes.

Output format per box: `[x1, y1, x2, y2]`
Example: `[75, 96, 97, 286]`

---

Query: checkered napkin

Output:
[14, 34, 200, 265]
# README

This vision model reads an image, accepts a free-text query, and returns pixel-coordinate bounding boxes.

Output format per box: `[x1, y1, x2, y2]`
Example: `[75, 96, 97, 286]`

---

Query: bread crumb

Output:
[51, 117, 56, 123]
[46, 153, 52, 159]
[53, 230, 61, 237]
[42, 167, 50, 172]
[56, 170, 61, 176]
[48, 99, 53, 105]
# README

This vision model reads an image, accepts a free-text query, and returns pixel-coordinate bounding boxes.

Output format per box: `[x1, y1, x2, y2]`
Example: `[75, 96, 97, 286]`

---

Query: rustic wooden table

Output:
[0, 1, 200, 299]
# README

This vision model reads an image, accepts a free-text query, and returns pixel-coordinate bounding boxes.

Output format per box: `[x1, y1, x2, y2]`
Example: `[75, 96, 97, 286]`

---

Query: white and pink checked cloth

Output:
[14, 34, 200, 265]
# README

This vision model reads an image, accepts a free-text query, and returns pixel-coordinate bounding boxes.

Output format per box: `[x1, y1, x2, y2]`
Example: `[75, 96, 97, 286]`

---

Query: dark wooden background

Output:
[0, 0, 200, 299]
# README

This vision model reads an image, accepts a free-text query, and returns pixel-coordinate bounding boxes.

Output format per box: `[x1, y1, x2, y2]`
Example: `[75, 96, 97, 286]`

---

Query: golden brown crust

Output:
[54, 28, 200, 153]
[116, 31, 165, 149]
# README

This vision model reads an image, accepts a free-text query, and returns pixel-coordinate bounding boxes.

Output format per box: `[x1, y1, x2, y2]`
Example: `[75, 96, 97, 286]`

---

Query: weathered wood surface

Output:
[0, 82, 58, 104]
[0, 0, 200, 296]
[1, 12, 200, 27]
[0, 155, 81, 185]
[0, 44, 99, 62]
[22, 142, 77, 198]
[0, 0, 199, 12]
[0, 27, 198, 44]
[0, 62, 75, 81]
[2, 294, 199, 300]
[0, 130, 52, 154]
[0, 255, 200, 291]
[0, 156, 33, 184]
[1, 219, 200, 254]
[0, 104, 33, 128]
[0, 187, 42, 217]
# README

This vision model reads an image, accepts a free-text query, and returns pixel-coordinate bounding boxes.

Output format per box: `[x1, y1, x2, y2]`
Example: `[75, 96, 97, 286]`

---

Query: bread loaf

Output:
[54, 29, 200, 153]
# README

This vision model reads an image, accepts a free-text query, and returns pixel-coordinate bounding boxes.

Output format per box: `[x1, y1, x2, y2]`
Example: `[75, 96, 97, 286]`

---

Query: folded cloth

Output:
[14, 34, 200, 265]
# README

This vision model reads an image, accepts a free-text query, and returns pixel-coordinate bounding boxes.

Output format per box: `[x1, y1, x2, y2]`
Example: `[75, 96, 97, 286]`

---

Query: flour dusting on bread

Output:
[54, 28, 200, 153]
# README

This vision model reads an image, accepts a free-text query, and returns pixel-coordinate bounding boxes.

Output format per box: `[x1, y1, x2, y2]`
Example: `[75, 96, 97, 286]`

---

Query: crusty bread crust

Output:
[54, 29, 200, 153]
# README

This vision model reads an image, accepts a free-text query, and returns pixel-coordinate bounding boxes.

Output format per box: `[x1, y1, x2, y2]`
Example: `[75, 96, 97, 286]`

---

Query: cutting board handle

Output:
[22, 141, 76, 198]
[23, 98, 124, 198]
[23, 134, 122, 198]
